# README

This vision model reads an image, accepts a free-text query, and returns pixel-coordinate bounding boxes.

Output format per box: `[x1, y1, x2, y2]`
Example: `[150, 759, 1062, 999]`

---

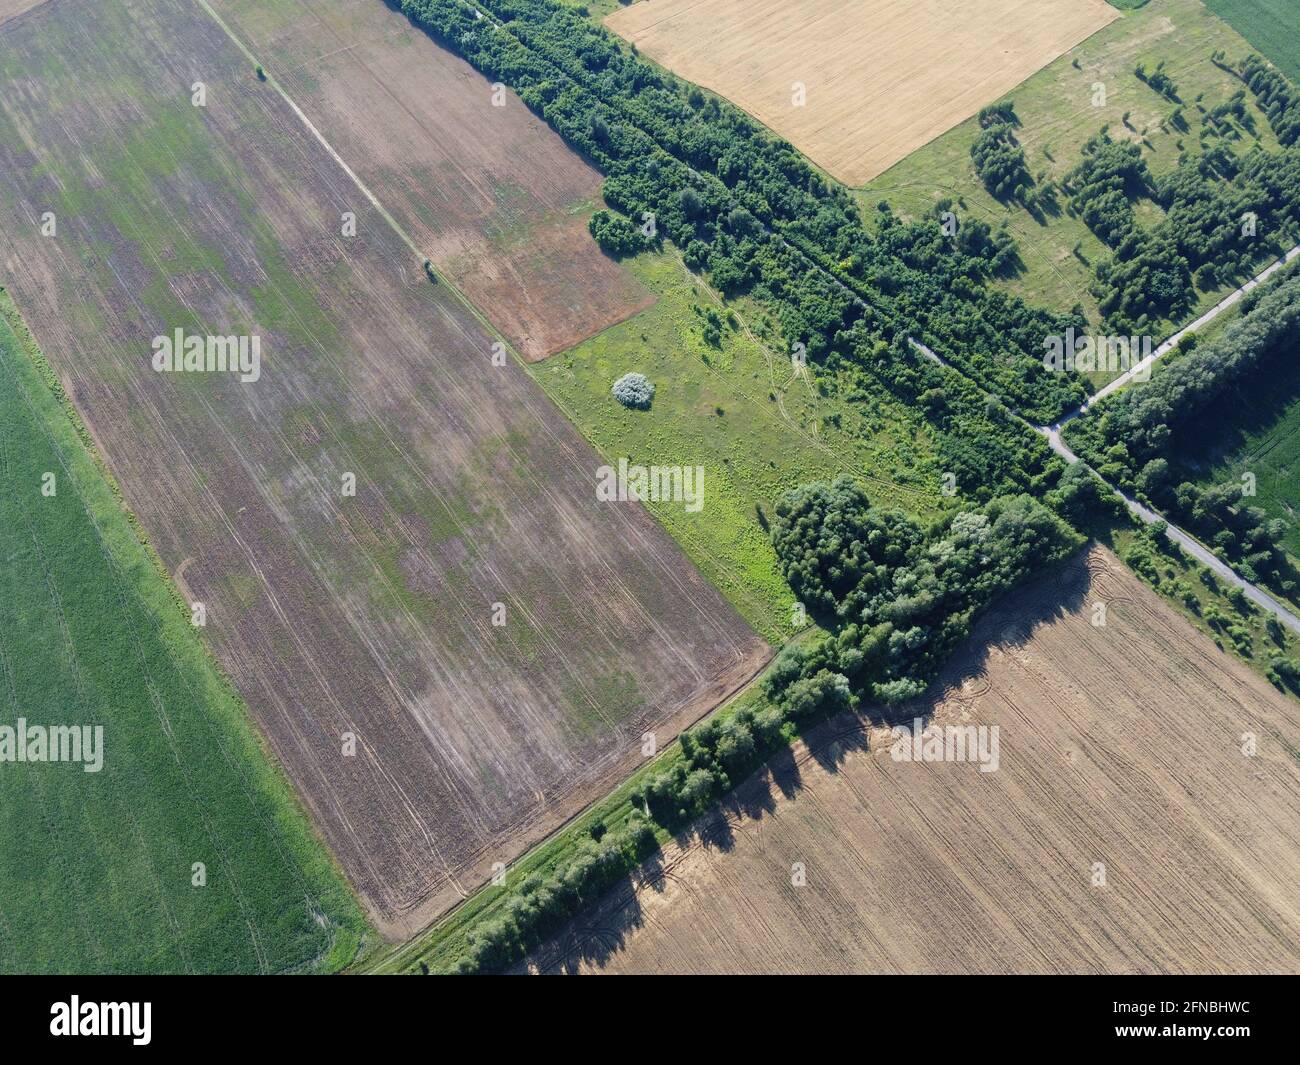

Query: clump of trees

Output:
[588, 209, 655, 257]
[1136, 60, 1178, 101]
[971, 108, 1034, 202]
[630, 477, 1084, 836]
[1059, 64, 1300, 333]
[1154, 478, 1292, 590]
[1063, 134, 1151, 247]
[932, 199, 1021, 277]
[769, 477, 1083, 705]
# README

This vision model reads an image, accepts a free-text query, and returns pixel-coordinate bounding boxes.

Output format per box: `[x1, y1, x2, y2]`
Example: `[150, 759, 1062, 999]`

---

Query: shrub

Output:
[611, 372, 654, 410]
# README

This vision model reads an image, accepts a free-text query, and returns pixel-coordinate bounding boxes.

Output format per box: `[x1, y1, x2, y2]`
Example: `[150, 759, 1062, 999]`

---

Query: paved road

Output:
[1039, 426, 1300, 636]
[1056, 243, 1300, 428]
[910, 239, 1300, 638]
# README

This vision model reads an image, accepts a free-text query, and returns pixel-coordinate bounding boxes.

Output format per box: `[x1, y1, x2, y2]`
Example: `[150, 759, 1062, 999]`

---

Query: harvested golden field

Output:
[209, 0, 653, 360]
[605, 0, 1118, 186]
[532, 547, 1300, 974]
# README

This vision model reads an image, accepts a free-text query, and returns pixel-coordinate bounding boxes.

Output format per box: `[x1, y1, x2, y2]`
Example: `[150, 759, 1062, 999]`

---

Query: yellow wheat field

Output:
[606, 0, 1118, 185]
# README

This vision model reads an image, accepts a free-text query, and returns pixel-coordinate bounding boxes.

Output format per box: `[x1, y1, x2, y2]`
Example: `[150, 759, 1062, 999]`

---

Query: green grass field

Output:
[530, 248, 946, 642]
[857, 0, 1280, 334]
[1205, 0, 1300, 82]
[0, 290, 367, 973]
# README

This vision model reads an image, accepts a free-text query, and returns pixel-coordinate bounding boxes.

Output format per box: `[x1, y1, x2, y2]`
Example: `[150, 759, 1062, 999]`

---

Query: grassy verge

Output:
[0, 288, 369, 973]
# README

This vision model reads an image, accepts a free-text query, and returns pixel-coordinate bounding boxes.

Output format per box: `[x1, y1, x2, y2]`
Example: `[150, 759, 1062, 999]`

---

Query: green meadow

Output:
[857, 0, 1281, 331]
[529, 248, 945, 643]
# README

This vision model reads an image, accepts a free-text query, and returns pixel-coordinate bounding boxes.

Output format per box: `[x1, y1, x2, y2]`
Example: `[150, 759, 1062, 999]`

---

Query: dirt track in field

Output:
[0, 0, 767, 938]
[606, 0, 1118, 186]
[0, 0, 46, 27]
[208, 0, 653, 360]
[531, 547, 1300, 974]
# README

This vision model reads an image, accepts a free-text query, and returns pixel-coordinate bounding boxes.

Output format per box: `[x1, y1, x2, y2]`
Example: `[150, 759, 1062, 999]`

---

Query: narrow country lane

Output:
[909, 239, 1300, 638]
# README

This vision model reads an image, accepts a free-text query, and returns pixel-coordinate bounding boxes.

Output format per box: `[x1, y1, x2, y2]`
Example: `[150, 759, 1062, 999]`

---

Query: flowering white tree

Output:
[612, 372, 654, 410]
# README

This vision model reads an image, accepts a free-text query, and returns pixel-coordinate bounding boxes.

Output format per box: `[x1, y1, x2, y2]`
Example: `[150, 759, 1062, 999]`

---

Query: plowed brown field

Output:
[209, 0, 653, 359]
[532, 547, 1300, 973]
[606, 0, 1118, 186]
[0, 0, 767, 938]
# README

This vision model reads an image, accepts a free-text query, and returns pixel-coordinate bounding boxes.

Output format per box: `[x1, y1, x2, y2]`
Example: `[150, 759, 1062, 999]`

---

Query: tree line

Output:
[450, 479, 1081, 972]
[1066, 269, 1300, 591]
[394, 0, 1087, 424]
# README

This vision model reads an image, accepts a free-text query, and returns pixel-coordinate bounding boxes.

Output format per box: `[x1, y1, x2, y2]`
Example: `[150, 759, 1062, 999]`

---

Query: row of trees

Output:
[1066, 269, 1300, 589]
[449, 476, 1083, 972]
[1068, 271, 1300, 469]
[453, 813, 658, 973]
[1242, 54, 1300, 146]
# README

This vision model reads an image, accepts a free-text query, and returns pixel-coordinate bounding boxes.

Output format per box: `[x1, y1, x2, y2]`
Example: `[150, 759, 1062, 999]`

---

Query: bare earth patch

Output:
[533, 547, 1300, 974]
[606, 0, 1118, 186]
[0, 0, 767, 939]
[209, 0, 653, 360]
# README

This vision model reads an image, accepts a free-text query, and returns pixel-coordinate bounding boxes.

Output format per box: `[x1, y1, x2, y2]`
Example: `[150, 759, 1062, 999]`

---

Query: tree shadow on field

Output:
[524, 851, 665, 975]
[527, 551, 1092, 973]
